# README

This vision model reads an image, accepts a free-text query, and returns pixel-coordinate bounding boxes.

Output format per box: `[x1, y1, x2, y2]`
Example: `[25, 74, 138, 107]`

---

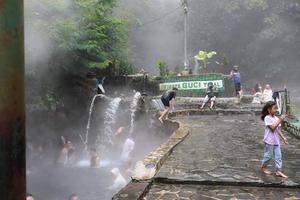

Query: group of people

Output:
[158, 91, 290, 179]
[27, 126, 135, 199]
[157, 65, 290, 179]
[158, 65, 242, 122]
[252, 83, 275, 104]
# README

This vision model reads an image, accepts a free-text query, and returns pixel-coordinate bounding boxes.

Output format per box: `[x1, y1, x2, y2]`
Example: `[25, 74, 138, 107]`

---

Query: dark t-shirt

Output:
[206, 87, 217, 98]
[162, 90, 176, 102]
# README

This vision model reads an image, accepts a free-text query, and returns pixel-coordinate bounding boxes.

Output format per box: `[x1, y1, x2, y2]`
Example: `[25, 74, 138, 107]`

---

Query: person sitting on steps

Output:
[200, 82, 218, 110]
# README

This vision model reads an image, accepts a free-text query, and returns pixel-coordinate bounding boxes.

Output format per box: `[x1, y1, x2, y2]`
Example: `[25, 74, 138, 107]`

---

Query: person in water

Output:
[89, 148, 101, 168]
[120, 138, 135, 162]
[57, 141, 75, 165]
[252, 83, 263, 104]
[262, 84, 273, 103]
[26, 193, 35, 200]
[69, 194, 80, 200]
[200, 82, 218, 110]
[159, 87, 178, 123]
[108, 168, 127, 191]
[261, 101, 288, 178]
[113, 126, 126, 147]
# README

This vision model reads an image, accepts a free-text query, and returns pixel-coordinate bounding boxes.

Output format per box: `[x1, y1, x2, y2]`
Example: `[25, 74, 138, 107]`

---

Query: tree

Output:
[25, 0, 134, 117]
[156, 59, 168, 77]
[195, 50, 217, 73]
[26, 0, 133, 75]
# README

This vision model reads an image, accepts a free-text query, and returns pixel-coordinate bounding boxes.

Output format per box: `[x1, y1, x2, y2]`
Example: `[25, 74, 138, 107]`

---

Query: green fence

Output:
[159, 73, 225, 97]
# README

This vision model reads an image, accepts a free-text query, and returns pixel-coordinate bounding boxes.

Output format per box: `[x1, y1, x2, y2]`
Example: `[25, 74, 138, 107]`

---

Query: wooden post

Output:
[0, 0, 26, 199]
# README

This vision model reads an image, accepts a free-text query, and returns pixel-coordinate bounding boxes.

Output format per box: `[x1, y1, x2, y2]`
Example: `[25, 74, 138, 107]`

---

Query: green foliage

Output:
[186, 0, 300, 79]
[155, 59, 168, 77]
[195, 50, 217, 72]
[167, 70, 178, 77]
[26, 0, 133, 74]
[27, 92, 64, 112]
[152, 76, 163, 81]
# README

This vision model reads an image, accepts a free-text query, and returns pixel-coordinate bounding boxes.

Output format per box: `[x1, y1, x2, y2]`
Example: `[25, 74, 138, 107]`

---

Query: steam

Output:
[102, 97, 122, 145]
[119, 0, 183, 73]
[120, 0, 300, 84]
[129, 92, 142, 136]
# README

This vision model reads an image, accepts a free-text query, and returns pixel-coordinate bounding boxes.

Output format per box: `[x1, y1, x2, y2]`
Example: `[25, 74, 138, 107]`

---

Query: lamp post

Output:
[182, 0, 188, 70]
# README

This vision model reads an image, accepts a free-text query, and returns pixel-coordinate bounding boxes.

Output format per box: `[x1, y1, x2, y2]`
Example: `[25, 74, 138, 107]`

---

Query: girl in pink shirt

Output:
[261, 101, 288, 178]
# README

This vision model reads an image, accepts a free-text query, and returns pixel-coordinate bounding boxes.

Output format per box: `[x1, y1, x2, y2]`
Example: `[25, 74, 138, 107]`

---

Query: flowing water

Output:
[85, 94, 107, 145]
[151, 98, 164, 110]
[27, 93, 168, 200]
[129, 92, 142, 136]
[102, 97, 122, 146]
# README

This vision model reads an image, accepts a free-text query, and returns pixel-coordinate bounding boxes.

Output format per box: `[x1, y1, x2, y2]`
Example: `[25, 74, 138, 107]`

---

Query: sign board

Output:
[159, 80, 223, 91]
[158, 73, 225, 96]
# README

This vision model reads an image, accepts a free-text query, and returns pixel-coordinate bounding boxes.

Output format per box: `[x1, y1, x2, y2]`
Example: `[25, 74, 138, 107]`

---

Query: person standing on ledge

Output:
[225, 65, 242, 98]
[159, 87, 178, 123]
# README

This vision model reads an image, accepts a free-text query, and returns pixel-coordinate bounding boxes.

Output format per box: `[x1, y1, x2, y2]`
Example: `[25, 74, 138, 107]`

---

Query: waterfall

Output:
[129, 92, 142, 136]
[151, 99, 164, 110]
[85, 94, 107, 146]
[102, 97, 122, 145]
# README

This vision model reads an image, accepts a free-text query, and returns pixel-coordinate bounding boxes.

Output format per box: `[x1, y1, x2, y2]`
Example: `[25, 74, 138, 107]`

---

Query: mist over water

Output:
[24, 0, 300, 199]
[26, 94, 168, 200]
[24, 1, 168, 198]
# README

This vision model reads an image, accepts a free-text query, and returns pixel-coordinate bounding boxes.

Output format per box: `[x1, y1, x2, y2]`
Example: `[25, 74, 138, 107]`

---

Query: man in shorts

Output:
[225, 65, 242, 98]
[158, 87, 178, 123]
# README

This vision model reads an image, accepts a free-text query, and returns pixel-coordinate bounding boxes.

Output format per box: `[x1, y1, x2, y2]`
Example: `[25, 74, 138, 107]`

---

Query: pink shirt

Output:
[264, 115, 280, 145]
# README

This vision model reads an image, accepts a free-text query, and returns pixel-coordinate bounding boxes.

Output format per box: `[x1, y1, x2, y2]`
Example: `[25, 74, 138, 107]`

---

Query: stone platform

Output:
[114, 113, 300, 200]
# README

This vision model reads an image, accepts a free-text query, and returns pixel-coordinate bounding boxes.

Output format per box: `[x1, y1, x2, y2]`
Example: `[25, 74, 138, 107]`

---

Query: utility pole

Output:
[0, 1, 26, 199]
[182, 0, 188, 70]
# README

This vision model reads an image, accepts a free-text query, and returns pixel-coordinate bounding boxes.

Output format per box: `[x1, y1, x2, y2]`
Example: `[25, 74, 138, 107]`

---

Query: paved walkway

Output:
[147, 114, 300, 199]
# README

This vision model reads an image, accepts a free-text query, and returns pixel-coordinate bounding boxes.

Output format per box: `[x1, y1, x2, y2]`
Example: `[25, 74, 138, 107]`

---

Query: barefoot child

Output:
[261, 101, 288, 178]
[158, 87, 178, 123]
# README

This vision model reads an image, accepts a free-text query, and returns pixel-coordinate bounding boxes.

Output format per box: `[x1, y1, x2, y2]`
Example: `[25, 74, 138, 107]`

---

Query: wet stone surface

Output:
[145, 183, 300, 200]
[155, 114, 300, 187]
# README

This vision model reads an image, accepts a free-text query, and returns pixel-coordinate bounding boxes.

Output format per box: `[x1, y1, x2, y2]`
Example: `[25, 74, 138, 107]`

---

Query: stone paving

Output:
[155, 114, 300, 186]
[143, 114, 300, 199]
[115, 113, 300, 199]
[146, 184, 300, 200]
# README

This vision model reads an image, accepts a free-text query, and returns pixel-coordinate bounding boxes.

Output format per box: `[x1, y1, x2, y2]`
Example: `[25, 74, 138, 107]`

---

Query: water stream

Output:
[102, 97, 122, 146]
[151, 98, 164, 110]
[85, 94, 107, 145]
[129, 92, 142, 136]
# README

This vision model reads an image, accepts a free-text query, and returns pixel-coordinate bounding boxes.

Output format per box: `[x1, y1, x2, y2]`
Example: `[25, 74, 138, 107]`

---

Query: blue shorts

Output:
[235, 82, 241, 93]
